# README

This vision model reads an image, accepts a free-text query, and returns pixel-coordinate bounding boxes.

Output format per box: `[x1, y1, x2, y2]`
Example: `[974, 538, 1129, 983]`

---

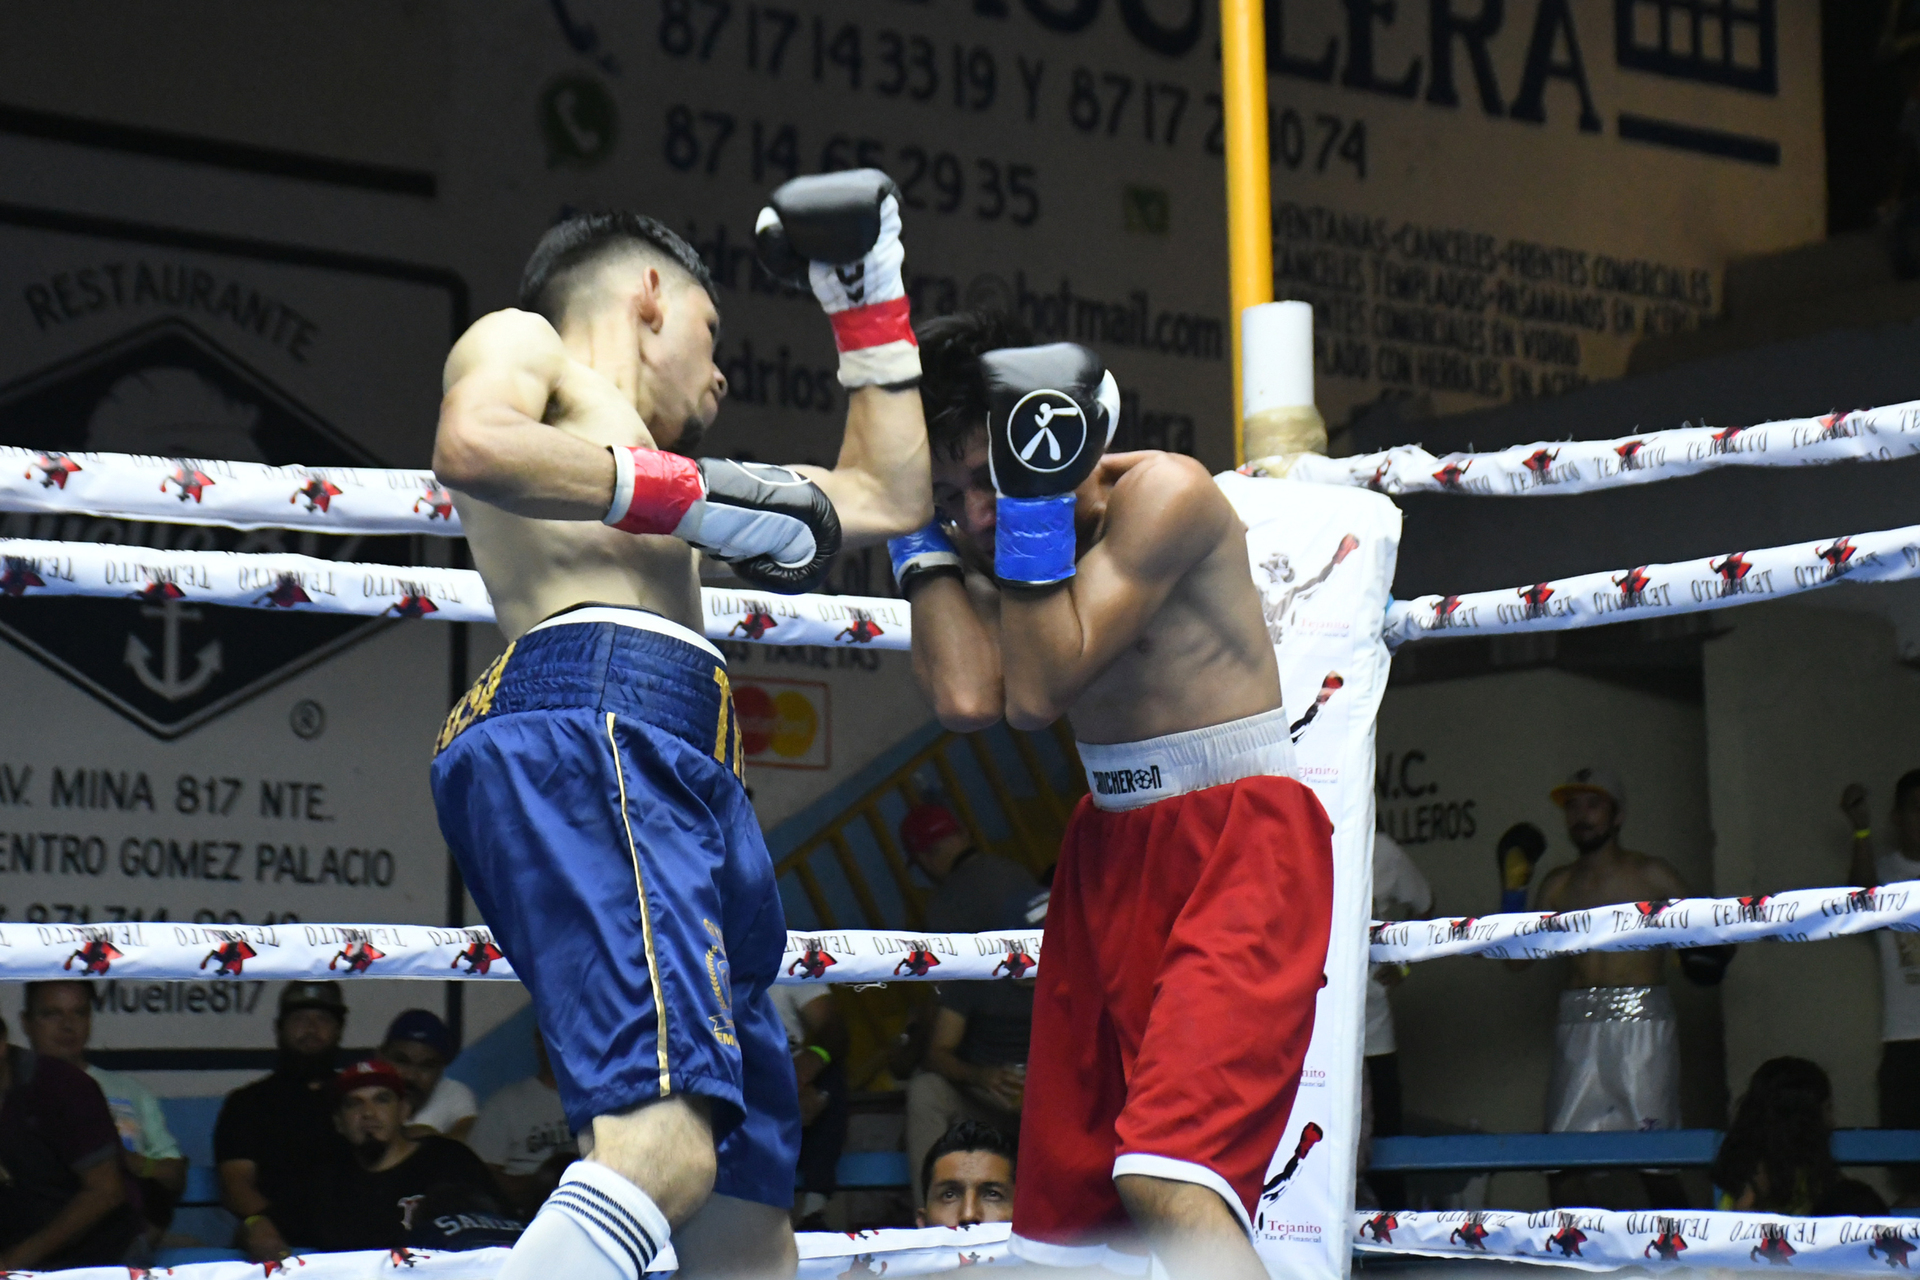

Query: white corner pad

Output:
[1111, 1153, 1255, 1240]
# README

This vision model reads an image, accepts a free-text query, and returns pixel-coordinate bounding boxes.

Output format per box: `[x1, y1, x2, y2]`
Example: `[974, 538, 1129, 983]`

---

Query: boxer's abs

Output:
[456, 495, 703, 641]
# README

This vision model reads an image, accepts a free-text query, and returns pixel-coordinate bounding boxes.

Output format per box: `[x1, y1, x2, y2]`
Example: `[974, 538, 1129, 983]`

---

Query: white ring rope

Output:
[27, 1213, 1920, 1277]
[2, 448, 461, 536]
[1273, 399, 1920, 497]
[6, 400, 1916, 545]
[1385, 521, 1920, 648]
[12, 883, 1914, 984]
[0, 538, 912, 650]
[5, 922, 1043, 986]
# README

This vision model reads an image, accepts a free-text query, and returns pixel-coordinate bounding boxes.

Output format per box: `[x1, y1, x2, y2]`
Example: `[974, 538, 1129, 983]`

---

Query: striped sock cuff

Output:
[541, 1161, 671, 1277]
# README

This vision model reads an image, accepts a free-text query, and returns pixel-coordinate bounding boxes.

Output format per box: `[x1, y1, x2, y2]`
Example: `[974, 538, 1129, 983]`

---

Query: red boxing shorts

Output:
[1010, 707, 1334, 1267]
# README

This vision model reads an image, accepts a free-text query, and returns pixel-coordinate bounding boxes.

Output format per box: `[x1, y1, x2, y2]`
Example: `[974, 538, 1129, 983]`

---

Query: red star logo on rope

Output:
[414, 481, 455, 522]
[160, 460, 215, 503]
[291, 478, 343, 513]
[27, 451, 81, 489]
[0, 557, 45, 598]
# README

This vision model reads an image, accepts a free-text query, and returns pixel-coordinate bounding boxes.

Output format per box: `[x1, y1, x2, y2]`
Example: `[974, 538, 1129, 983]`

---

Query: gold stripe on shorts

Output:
[604, 711, 672, 1098]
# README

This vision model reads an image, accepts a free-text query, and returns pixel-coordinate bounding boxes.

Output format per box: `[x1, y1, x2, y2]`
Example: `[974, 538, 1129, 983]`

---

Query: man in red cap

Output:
[309, 1059, 514, 1253]
[896, 801, 1042, 1207]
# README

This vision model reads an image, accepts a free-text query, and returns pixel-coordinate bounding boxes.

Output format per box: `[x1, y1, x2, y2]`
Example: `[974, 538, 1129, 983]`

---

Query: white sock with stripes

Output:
[497, 1160, 671, 1280]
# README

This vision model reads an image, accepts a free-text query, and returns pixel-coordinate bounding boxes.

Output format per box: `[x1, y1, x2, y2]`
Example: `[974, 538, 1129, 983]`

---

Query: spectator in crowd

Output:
[381, 1009, 478, 1141]
[0, 1013, 142, 1269]
[1364, 830, 1433, 1209]
[768, 983, 851, 1227]
[1842, 772, 1920, 1198]
[899, 801, 1040, 1207]
[21, 981, 185, 1242]
[1711, 1057, 1887, 1216]
[1509, 768, 1715, 1209]
[915, 1120, 1016, 1229]
[215, 980, 353, 1260]
[468, 1028, 577, 1220]
[311, 1060, 519, 1252]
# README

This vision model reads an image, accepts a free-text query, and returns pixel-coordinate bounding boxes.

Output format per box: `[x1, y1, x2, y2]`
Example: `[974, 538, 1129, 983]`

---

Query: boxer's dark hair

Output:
[915, 311, 1035, 460]
[518, 211, 718, 325]
[920, 1118, 1016, 1196]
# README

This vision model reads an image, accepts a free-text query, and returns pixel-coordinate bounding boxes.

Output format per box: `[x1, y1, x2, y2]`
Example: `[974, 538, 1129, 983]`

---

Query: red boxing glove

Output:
[604, 447, 704, 535]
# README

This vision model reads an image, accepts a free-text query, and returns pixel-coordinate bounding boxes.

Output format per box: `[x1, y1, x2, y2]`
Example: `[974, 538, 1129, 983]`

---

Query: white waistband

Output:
[528, 606, 724, 663]
[1075, 706, 1296, 812]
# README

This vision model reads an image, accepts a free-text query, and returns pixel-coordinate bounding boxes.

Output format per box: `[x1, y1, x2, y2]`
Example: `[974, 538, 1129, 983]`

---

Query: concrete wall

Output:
[1703, 598, 1920, 1134]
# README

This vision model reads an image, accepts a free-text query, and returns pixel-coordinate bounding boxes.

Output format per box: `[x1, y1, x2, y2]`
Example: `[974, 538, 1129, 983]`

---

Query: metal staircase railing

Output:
[771, 720, 1084, 1088]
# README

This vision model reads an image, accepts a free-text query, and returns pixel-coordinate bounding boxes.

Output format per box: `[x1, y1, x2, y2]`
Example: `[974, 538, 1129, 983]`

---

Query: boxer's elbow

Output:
[935, 687, 1003, 734]
[1004, 684, 1066, 732]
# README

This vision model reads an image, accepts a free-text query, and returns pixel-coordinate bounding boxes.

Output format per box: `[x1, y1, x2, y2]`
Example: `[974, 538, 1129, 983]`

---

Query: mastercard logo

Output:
[733, 684, 819, 759]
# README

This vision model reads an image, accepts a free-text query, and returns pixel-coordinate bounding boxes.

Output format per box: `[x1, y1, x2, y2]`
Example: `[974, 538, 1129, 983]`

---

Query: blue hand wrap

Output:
[887, 520, 958, 584]
[994, 493, 1077, 585]
[1501, 888, 1530, 914]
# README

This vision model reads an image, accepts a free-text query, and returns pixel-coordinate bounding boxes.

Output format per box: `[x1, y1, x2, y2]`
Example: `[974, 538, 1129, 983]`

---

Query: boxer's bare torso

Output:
[1023, 451, 1277, 745]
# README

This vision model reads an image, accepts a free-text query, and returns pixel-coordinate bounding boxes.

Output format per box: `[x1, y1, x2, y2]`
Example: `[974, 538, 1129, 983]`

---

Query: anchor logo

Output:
[124, 596, 223, 701]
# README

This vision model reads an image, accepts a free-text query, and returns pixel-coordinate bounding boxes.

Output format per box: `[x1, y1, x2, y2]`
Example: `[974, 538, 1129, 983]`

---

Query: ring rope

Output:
[0, 537, 913, 650]
[1262, 400, 1920, 497]
[1384, 521, 1920, 648]
[15, 882, 1915, 985]
[23, 1213, 1920, 1276]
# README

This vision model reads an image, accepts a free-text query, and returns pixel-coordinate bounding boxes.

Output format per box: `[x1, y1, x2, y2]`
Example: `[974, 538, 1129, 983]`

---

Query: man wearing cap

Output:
[381, 1009, 478, 1142]
[1524, 768, 1693, 1208]
[214, 981, 354, 1260]
[898, 800, 1041, 1208]
[311, 1059, 515, 1253]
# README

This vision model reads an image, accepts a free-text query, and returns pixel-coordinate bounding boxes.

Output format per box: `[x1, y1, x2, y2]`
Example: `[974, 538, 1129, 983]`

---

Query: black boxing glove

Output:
[982, 343, 1120, 586]
[605, 448, 841, 594]
[755, 169, 917, 389]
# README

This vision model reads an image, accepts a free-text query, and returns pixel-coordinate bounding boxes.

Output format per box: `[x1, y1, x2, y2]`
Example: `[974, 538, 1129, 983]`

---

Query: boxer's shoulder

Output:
[443, 308, 568, 391]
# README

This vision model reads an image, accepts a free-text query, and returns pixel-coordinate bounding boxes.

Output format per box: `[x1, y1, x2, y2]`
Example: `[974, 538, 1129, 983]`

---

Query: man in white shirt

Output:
[1365, 833, 1432, 1208]
[1842, 771, 1920, 1200]
[22, 981, 188, 1243]
[468, 1029, 578, 1220]
[380, 1010, 477, 1142]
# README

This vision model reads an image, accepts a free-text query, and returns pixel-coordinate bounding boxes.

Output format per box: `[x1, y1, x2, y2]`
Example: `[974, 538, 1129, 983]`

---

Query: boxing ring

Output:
[6, 400, 1920, 1279]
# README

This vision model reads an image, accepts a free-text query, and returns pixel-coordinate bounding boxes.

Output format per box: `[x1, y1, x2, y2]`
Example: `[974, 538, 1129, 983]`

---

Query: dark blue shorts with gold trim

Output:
[429, 607, 798, 1208]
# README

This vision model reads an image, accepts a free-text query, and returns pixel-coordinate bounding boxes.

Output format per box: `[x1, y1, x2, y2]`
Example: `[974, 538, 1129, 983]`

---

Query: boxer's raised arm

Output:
[1000, 455, 1227, 730]
[791, 386, 931, 547]
[433, 309, 627, 519]
[908, 572, 1003, 731]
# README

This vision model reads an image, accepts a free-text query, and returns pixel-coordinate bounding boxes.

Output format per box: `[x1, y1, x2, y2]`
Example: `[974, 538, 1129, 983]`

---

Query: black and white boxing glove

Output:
[982, 343, 1121, 586]
[604, 447, 841, 594]
[755, 169, 918, 389]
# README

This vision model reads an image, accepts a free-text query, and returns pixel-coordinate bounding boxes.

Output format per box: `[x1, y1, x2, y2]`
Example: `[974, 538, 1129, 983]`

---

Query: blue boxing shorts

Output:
[429, 604, 799, 1209]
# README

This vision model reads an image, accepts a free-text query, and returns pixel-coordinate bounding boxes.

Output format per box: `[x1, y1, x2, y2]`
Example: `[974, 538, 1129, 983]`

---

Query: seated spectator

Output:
[899, 801, 1039, 1207]
[214, 981, 354, 1260]
[381, 1009, 478, 1141]
[468, 1029, 576, 1219]
[915, 1120, 1015, 1228]
[769, 982, 851, 1227]
[312, 1060, 519, 1252]
[1711, 1057, 1887, 1216]
[22, 981, 185, 1243]
[0, 1014, 142, 1269]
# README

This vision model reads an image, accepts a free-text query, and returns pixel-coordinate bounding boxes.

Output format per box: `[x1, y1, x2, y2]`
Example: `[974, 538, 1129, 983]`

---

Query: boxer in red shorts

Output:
[888, 313, 1334, 1279]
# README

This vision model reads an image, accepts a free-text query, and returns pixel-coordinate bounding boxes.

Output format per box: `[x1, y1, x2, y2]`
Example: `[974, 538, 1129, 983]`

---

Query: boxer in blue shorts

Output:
[429, 175, 928, 1280]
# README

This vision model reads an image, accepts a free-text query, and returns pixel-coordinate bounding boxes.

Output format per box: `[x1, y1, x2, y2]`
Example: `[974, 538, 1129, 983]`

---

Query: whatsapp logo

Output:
[539, 74, 617, 169]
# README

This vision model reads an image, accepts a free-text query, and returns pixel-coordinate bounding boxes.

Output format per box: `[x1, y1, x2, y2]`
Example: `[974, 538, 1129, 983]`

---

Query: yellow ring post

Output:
[1221, 0, 1272, 465]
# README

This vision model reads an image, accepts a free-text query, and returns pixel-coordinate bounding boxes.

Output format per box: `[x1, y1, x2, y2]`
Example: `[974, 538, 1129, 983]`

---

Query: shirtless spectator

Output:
[1841, 771, 1920, 1199]
[1517, 767, 1720, 1209]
